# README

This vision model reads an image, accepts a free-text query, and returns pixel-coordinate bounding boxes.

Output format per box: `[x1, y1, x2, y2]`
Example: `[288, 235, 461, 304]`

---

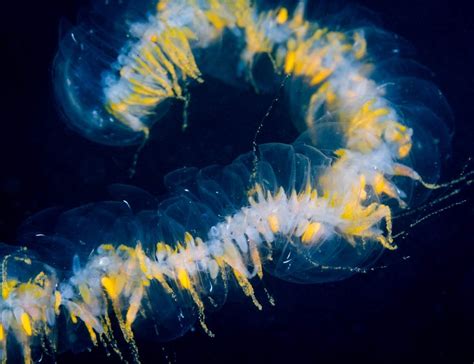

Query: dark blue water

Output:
[1, 1, 473, 363]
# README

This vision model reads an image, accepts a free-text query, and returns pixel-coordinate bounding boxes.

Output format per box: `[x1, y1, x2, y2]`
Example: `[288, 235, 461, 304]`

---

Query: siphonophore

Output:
[0, 1, 456, 363]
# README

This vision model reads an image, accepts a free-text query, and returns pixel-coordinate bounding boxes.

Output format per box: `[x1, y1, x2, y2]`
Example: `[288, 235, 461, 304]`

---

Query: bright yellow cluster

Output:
[249, 178, 394, 252]
[59, 233, 268, 362]
[105, 1, 370, 133]
[106, 26, 203, 131]
[0, 237, 264, 363]
[0, 255, 57, 364]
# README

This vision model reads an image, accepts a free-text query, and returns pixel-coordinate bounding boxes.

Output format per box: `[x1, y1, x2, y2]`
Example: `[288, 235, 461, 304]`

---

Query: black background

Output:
[1, 1, 473, 363]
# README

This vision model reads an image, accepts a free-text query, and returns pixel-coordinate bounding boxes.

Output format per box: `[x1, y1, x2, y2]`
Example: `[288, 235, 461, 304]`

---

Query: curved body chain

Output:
[1, 1, 451, 363]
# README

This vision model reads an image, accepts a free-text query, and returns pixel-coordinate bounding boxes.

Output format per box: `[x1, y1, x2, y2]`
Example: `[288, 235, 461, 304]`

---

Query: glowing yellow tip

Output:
[157, 1, 167, 12]
[267, 214, 280, 233]
[284, 51, 296, 74]
[2, 280, 16, 300]
[79, 284, 91, 305]
[54, 291, 62, 315]
[398, 144, 412, 158]
[85, 324, 98, 346]
[184, 232, 194, 244]
[21, 313, 33, 336]
[178, 269, 192, 290]
[0, 324, 4, 341]
[126, 301, 141, 327]
[353, 32, 367, 60]
[70, 313, 78, 324]
[101, 276, 119, 300]
[301, 222, 322, 244]
[276, 8, 288, 24]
